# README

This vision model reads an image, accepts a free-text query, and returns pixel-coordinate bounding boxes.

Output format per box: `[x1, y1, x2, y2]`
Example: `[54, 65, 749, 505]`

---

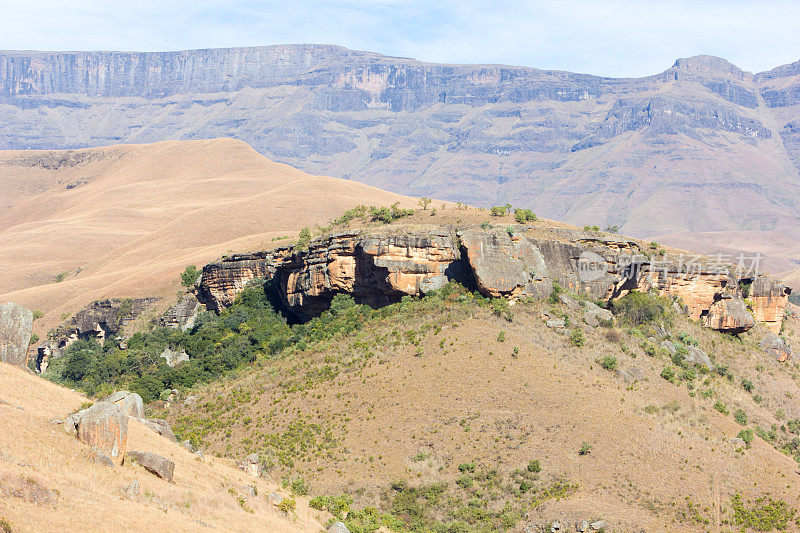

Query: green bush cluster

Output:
[370, 203, 414, 224]
[513, 209, 537, 224]
[612, 291, 670, 326]
[47, 281, 373, 402]
[730, 493, 798, 531]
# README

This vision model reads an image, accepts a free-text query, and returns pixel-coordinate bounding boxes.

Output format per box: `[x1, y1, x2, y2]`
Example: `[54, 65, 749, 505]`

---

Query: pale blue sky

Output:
[1, 0, 798, 77]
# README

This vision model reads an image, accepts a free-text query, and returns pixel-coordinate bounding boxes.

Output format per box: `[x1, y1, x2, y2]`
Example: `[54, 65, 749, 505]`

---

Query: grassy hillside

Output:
[0, 362, 327, 532]
[41, 266, 800, 531]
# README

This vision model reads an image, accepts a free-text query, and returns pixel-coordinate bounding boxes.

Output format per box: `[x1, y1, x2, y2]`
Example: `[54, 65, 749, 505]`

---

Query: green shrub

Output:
[527, 459, 541, 473]
[513, 209, 537, 224]
[180, 265, 200, 287]
[369, 203, 414, 223]
[456, 474, 473, 488]
[596, 356, 618, 371]
[738, 429, 754, 448]
[548, 281, 564, 305]
[277, 496, 296, 514]
[458, 463, 476, 473]
[497, 331, 505, 342]
[741, 378, 755, 393]
[578, 442, 592, 455]
[569, 329, 585, 347]
[0, 518, 11, 533]
[730, 493, 797, 531]
[734, 409, 749, 426]
[490, 205, 508, 217]
[661, 366, 676, 383]
[612, 291, 670, 326]
[714, 401, 729, 415]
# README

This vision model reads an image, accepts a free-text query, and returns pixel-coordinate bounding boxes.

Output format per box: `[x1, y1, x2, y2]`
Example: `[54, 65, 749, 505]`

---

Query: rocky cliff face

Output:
[2, 46, 800, 253]
[197, 225, 791, 333]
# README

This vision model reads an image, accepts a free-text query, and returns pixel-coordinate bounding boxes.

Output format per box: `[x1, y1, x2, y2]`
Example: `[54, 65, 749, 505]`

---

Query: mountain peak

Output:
[672, 55, 748, 77]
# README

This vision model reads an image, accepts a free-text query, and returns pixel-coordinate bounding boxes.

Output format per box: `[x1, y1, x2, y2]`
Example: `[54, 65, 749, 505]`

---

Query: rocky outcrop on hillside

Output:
[38, 298, 157, 373]
[0, 302, 33, 366]
[197, 225, 791, 333]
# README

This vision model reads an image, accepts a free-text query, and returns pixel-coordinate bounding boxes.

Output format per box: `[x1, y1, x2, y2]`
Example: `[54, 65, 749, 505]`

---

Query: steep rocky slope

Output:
[2, 46, 800, 282]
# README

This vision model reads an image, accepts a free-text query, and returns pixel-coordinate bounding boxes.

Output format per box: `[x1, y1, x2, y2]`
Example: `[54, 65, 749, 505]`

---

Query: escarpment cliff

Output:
[197, 224, 791, 333]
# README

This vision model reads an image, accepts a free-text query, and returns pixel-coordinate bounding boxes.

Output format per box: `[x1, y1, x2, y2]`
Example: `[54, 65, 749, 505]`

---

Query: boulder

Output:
[660, 340, 677, 355]
[685, 346, 713, 369]
[546, 318, 566, 329]
[134, 418, 178, 442]
[583, 313, 600, 328]
[159, 347, 189, 368]
[126, 451, 174, 482]
[238, 453, 262, 477]
[590, 521, 606, 531]
[328, 522, 351, 533]
[74, 402, 128, 465]
[0, 302, 34, 366]
[123, 479, 140, 499]
[760, 334, 792, 362]
[614, 369, 634, 383]
[578, 521, 589, 532]
[559, 294, 580, 310]
[730, 437, 746, 448]
[105, 391, 144, 418]
[458, 229, 552, 299]
[704, 296, 754, 332]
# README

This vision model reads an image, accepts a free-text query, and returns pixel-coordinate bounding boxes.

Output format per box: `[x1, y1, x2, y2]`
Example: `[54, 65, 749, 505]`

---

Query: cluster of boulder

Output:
[61, 390, 176, 481]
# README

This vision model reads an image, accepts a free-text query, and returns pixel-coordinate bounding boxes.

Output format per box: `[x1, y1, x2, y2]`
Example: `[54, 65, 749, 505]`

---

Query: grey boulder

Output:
[0, 302, 34, 366]
[126, 451, 175, 482]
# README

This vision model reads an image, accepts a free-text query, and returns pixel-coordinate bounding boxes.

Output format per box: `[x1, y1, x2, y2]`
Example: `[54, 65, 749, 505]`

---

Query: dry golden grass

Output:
[0, 363, 329, 532]
[160, 297, 800, 531]
[0, 138, 419, 336]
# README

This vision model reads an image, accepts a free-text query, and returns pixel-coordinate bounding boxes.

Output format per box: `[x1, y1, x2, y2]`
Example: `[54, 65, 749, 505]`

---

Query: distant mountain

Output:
[2, 45, 800, 281]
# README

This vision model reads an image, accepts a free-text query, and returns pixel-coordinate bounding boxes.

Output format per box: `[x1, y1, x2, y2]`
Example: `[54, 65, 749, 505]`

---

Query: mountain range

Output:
[2, 45, 800, 282]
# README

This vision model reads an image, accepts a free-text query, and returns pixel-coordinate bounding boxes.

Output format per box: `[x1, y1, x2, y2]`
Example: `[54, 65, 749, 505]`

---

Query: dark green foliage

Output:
[738, 429, 754, 448]
[612, 291, 670, 326]
[370, 203, 413, 224]
[734, 409, 749, 426]
[742, 378, 755, 393]
[578, 442, 592, 455]
[661, 366, 676, 383]
[548, 281, 563, 305]
[180, 265, 200, 287]
[596, 355, 618, 371]
[49, 280, 375, 403]
[527, 459, 541, 473]
[513, 209, 537, 224]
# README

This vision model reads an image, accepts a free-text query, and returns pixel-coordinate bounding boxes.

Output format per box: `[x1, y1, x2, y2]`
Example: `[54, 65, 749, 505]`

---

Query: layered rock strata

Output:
[197, 226, 791, 333]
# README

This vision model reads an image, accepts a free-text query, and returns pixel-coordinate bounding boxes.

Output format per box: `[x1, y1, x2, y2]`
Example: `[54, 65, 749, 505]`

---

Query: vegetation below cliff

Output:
[40, 265, 800, 531]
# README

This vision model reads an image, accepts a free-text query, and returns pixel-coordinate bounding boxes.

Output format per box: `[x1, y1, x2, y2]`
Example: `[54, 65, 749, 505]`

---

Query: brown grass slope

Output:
[0, 138, 418, 334]
[0, 362, 329, 532]
[158, 285, 800, 532]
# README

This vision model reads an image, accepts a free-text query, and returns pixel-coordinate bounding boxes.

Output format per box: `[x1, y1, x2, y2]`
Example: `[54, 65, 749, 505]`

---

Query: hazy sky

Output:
[1, 0, 798, 77]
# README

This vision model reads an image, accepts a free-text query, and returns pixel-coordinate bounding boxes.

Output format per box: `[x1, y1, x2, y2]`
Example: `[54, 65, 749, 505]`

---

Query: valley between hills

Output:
[2, 138, 800, 531]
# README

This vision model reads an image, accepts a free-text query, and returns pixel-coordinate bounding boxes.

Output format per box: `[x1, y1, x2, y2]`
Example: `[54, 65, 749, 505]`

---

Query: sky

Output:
[0, 0, 798, 77]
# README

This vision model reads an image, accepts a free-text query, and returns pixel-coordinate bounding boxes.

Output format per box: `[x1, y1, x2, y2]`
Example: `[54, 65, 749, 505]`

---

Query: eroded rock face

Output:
[198, 254, 274, 312]
[457, 229, 551, 298]
[750, 277, 791, 334]
[196, 226, 790, 333]
[704, 296, 755, 332]
[0, 302, 33, 366]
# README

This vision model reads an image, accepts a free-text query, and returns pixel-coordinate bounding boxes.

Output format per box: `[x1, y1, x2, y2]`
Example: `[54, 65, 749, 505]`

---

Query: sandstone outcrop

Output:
[0, 302, 33, 366]
[65, 402, 128, 465]
[457, 229, 551, 298]
[162, 294, 202, 331]
[197, 225, 790, 333]
[45, 298, 156, 360]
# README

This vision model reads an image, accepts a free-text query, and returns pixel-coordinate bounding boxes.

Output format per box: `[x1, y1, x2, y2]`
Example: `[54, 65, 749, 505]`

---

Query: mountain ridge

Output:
[3, 44, 800, 286]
